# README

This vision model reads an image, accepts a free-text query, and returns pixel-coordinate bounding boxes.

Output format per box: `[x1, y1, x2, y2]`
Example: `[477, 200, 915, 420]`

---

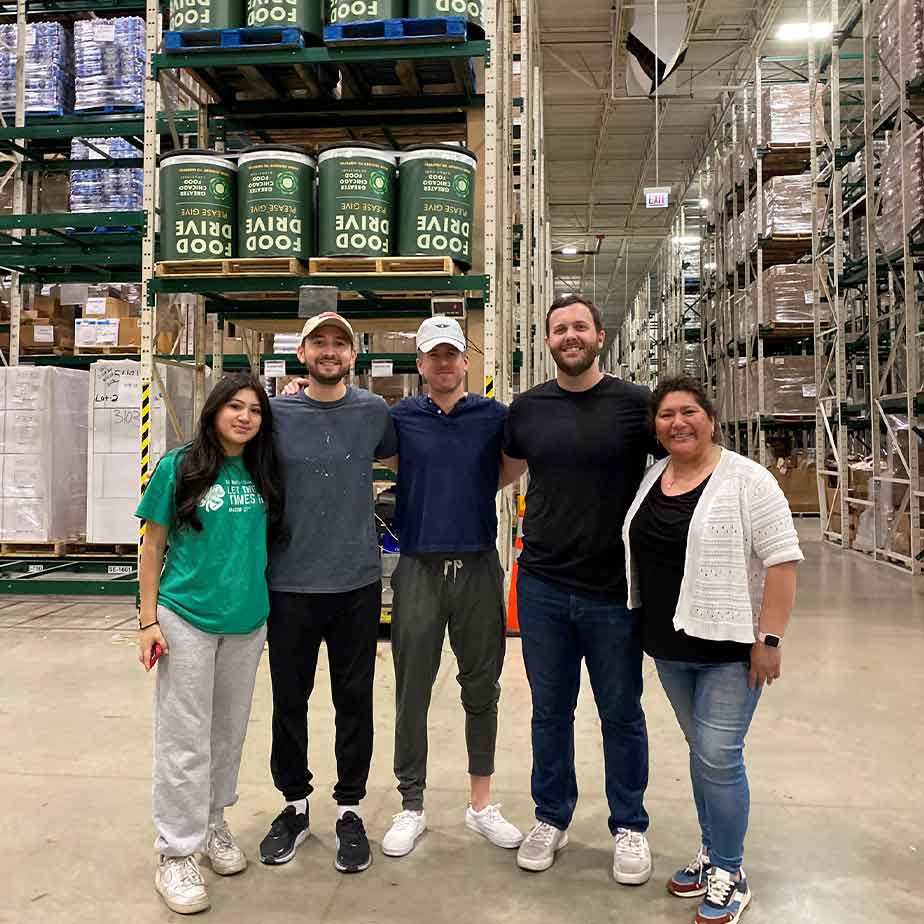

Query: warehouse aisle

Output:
[2, 526, 922, 924]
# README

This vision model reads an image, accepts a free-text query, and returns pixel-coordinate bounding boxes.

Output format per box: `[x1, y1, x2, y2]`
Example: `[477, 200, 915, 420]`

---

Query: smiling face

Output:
[545, 302, 605, 377]
[654, 390, 716, 459]
[297, 323, 356, 386]
[214, 387, 263, 454]
[417, 343, 468, 395]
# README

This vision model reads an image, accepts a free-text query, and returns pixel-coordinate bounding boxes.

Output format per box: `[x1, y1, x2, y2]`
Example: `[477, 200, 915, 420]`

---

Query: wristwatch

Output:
[758, 632, 782, 648]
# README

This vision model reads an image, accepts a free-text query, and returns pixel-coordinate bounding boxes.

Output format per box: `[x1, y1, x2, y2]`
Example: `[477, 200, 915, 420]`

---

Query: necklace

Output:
[664, 447, 719, 490]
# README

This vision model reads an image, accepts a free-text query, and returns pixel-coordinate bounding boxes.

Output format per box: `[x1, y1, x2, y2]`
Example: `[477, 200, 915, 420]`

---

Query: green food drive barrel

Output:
[408, 0, 482, 28]
[169, 0, 244, 30]
[160, 151, 236, 261]
[247, 0, 322, 33]
[318, 143, 396, 258]
[398, 145, 476, 268]
[326, 0, 406, 24]
[238, 147, 316, 259]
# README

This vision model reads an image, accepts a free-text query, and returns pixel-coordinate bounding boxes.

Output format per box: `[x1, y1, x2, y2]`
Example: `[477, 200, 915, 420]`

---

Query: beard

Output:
[307, 359, 348, 386]
[550, 340, 599, 377]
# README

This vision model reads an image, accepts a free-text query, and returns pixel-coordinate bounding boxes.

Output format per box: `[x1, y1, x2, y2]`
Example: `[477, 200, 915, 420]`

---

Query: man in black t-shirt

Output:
[501, 295, 653, 882]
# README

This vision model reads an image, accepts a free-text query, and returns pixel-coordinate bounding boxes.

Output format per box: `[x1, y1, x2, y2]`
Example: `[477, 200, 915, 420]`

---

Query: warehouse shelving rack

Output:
[138, 0, 518, 569]
[0, 0, 519, 590]
[813, 0, 923, 572]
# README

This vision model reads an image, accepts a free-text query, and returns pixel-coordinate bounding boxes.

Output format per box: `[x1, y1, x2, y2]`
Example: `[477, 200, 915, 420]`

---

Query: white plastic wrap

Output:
[748, 356, 816, 416]
[754, 174, 820, 239]
[759, 84, 824, 146]
[878, 0, 924, 113]
[86, 360, 197, 543]
[0, 367, 89, 541]
[875, 131, 924, 255]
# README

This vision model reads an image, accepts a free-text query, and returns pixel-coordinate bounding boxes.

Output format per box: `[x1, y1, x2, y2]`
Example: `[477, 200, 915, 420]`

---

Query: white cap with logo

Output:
[299, 311, 355, 345]
[416, 315, 466, 353]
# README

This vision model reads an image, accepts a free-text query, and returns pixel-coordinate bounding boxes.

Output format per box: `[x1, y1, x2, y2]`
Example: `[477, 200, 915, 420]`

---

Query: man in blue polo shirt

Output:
[379, 315, 524, 859]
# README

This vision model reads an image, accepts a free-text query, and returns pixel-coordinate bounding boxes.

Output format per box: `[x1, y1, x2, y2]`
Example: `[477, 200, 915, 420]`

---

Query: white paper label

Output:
[95, 22, 115, 42]
[513, 61, 522, 75]
[25, 28, 34, 48]
[85, 297, 107, 316]
[802, 384, 817, 398]
[264, 360, 287, 378]
[801, 199, 813, 213]
[28, 564, 44, 574]
[76, 320, 97, 347]
[804, 291, 815, 304]
[107, 565, 133, 575]
[371, 360, 394, 378]
[33, 325, 54, 344]
[119, 375, 140, 406]
[97, 319, 119, 345]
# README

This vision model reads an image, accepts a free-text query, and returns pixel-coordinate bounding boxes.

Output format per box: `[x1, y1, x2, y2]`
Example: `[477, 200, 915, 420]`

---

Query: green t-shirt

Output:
[135, 447, 269, 635]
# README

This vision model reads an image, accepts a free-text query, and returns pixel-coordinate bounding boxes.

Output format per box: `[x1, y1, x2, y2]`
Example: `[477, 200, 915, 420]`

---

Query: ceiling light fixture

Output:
[672, 235, 701, 244]
[561, 246, 579, 255]
[700, 198, 709, 209]
[776, 21, 833, 41]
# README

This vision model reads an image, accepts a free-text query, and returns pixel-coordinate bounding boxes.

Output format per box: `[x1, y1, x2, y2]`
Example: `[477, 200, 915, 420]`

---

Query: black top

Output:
[503, 375, 654, 600]
[629, 474, 751, 663]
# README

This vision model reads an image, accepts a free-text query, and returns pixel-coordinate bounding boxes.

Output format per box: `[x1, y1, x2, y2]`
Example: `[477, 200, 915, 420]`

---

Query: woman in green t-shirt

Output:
[135, 372, 283, 916]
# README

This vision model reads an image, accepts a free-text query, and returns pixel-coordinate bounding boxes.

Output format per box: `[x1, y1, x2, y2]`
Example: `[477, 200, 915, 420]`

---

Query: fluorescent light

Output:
[700, 198, 709, 209]
[776, 21, 833, 40]
[561, 246, 578, 255]
[672, 235, 701, 244]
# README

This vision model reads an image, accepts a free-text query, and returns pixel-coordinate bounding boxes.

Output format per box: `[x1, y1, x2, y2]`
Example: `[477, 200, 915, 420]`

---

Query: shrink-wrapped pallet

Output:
[748, 356, 816, 416]
[759, 84, 824, 146]
[878, 0, 924, 113]
[875, 132, 924, 255]
[87, 360, 197, 543]
[753, 174, 820, 238]
[0, 367, 89, 542]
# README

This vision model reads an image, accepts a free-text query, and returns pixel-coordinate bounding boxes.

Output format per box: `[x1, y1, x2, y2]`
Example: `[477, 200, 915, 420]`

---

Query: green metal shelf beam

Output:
[150, 274, 488, 297]
[0, 112, 197, 146]
[152, 40, 488, 74]
[0, 211, 145, 232]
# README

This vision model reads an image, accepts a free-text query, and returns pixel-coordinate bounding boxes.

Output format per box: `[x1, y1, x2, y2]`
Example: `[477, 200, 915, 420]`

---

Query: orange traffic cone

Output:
[506, 494, 525, 635]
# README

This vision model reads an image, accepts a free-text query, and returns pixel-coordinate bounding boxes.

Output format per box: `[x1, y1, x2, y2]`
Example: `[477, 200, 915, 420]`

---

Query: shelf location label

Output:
[264, 360, 287, 378]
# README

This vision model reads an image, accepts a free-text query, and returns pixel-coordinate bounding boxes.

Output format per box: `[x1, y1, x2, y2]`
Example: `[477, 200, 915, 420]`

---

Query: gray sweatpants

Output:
[391, 550, 507, 811]
[153, 605, 267, 857]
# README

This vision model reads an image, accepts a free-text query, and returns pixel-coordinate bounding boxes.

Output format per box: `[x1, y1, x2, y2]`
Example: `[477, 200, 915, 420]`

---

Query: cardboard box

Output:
[20, 321, 73, 351]
[75, 318, 120, 348]
[118, 317, 141, 348]
[84, 295, 131, 319]
[768, 452, 819, 513]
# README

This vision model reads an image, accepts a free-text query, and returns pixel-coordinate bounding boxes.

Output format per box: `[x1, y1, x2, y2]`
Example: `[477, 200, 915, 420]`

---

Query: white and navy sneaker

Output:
[695, 867, 751, 924]
[667, 845, 712, 898]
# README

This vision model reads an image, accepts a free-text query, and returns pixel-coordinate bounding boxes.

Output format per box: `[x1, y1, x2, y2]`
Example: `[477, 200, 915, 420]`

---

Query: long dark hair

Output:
[174, 372, 285, 539]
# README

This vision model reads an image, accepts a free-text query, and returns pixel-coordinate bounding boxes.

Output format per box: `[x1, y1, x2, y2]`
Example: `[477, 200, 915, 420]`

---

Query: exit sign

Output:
[644, 186, 671, 209]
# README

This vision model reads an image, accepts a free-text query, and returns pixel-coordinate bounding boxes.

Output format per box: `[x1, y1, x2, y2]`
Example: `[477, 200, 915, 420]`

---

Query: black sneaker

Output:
[335, 811, 371, 873]
[259, 805, 309, 865]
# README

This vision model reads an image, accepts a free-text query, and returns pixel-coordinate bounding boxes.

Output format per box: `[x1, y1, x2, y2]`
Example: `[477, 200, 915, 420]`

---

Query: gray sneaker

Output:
[612, 828, 652, 885]
[516, 822, 568, 871]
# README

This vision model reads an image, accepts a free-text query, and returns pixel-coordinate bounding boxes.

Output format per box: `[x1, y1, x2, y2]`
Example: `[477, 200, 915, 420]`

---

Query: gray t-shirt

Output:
[268, 386, 398, 593]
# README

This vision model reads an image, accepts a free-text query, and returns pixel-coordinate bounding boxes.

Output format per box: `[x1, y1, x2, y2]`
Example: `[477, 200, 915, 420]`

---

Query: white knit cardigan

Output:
[623, 447, 804, 644]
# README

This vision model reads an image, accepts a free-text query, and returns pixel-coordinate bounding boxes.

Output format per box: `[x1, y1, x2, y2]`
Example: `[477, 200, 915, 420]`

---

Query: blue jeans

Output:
[655, 659, 762, 874]
[517, 569, 649, 834]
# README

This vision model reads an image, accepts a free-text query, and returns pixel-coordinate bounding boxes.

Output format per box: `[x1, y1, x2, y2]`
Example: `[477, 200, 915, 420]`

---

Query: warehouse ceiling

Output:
[538, 0, 836, 334]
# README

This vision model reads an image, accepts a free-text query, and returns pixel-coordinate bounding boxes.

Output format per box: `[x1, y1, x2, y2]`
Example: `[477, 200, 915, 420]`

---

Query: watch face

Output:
[763, 634, 781, 648]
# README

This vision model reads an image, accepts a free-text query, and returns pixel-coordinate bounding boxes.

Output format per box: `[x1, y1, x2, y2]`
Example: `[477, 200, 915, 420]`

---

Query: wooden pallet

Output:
[308, 256, 457, 276]
[74, 346, 141, 355]
[155, 257, 308, 278]
[0, 539, 136, 558]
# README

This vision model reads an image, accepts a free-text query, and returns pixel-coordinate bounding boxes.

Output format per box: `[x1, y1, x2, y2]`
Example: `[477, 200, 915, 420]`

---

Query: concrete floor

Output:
[2, 525, 923, 924]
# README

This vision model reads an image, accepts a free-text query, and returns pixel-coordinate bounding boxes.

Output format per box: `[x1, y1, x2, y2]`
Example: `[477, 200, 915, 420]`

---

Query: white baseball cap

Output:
[416, 315, 466, 353]
[300, 311, 355, 345]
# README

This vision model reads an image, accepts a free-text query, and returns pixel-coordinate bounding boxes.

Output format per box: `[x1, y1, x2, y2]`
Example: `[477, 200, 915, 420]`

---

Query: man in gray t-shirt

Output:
[259, 312, 397, 877]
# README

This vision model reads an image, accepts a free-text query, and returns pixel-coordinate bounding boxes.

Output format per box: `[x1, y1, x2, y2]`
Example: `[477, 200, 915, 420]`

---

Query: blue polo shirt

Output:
[391, 394, 507, 555]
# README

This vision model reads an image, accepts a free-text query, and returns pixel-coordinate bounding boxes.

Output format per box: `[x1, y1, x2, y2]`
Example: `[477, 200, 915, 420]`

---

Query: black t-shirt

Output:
[503, 375, 654, 599]
[629, 474, 751, 663]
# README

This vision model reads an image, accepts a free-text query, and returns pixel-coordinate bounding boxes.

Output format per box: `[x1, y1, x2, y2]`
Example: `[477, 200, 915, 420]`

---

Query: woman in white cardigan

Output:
[623, 375, 801, 924]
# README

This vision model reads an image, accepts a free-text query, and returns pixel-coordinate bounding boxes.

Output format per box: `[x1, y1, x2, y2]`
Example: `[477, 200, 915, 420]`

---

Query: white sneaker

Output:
[206, 820, 247, 876]
[465, 803, 524, 848]
[382, 810, 426, 857]
[155, 855, 210, 915]
[516, 822, 568, 872]
[612, 827, 652, 885]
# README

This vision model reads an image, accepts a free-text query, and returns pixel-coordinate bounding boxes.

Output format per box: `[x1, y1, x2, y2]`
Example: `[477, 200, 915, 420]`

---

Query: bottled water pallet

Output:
[324, 16, 482, 45]
[163, 26, 313, 52]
